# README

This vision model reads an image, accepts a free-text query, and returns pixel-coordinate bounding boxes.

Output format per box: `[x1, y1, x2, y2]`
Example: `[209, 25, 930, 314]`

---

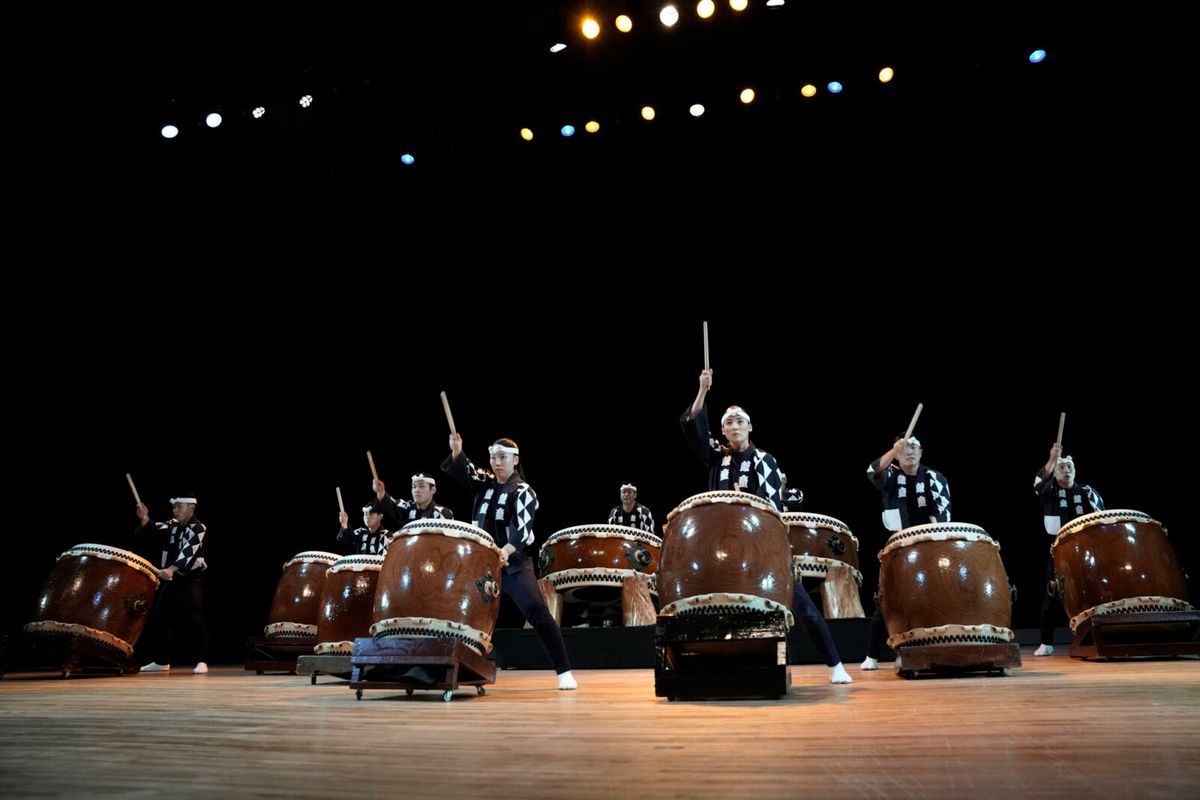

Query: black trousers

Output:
[865, 601, 888, 660]
[1040, 557, 1064, 645]
[793, 581, 841, 667]
[504, 560, 571, 674]
[145, 572, 210, 665]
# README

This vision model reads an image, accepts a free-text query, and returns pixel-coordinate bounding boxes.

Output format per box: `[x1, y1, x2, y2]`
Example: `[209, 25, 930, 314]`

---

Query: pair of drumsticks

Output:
[332, 391, 460, 516]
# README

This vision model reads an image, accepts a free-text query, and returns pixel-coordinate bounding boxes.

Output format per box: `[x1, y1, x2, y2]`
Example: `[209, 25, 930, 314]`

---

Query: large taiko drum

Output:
[370, 519, 505, 655]
[878, 523, 1015, 649]
[25, 544, 160, 658]
[659, 491, 794, 624]
[538, 524, 661, 602]
[314, 554, 386, 654]
[264, 551, 340, 638]
[1052, 509, 1192, 631]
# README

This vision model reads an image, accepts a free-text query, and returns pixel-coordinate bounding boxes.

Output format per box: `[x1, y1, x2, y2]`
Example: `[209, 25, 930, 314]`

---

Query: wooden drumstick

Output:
[904, 403, 923, 441]
[367, 450, 379, 481]
[703, 321, 710, 370]
[1056, 412, 1066, 447]
[125, 473, 142, 506]
[336, 486, 345, 516]
[440, 390, 457, 435]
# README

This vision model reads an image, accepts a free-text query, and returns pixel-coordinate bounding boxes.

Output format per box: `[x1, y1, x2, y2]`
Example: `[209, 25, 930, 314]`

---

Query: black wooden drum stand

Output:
[654, 610, 791, 700]
[0, 632, 139, 679]
[295, 654, 353, 683]
[244, 636, 316, 674]
[348, 637, 495, 701]
[1070, 610, 1200, 659]
[893, 643, 1021, 678]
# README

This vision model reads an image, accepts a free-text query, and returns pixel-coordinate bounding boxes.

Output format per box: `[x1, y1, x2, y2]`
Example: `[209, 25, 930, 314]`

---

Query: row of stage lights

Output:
[518, 75, 872, 141]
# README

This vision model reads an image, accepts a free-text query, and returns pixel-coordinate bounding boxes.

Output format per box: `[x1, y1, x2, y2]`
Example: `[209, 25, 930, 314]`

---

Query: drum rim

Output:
[1068, 595, 1195, 631]
[391, 519, 504, 555]
[283, 551, 341, 569]
[24, 620, 135, 657]
[545, 567, 659, 595]
[60, 543, 161, 583]
[880, 522, 994, 557]
[886, 623, 1015, 649]
[1053, 509, 1163, 550]
[370, 615, 494, 655]
[793, 555, 864, 586]
[780, 513, 858, 546]
[328, 554, 386, 573]
[541, 525, 663, 551]
[666, 490, 783, 523]
[660, 592, 795, 628]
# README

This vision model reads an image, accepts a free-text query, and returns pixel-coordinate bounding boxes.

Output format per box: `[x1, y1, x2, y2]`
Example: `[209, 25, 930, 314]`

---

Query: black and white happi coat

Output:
[138, 517, 208, 574]
[867, 462, 952, 532]
[1034, 474, 1104, 535]
[337, 525, 392, 556]
[681, 405, 784, 510]
[443, 452, 538, 574]
[608, 503, 656, 533]
[381, 495, 454, 530]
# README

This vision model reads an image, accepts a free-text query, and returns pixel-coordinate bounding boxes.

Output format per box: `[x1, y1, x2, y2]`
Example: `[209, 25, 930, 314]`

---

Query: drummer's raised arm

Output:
[687, 368, 713, 420]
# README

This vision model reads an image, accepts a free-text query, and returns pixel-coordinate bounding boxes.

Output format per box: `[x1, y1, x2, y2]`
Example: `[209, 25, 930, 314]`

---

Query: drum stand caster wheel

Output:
[406, 688, 415, 697]
[442, 690, 454, 702]
[897, 670, 917, 679]
[355, 689, 363, 700]
[476, 685, 486, 696]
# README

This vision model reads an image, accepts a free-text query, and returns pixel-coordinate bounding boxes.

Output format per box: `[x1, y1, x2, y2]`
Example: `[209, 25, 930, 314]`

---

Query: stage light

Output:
[582, 19, 600, 39]
[642, 106, 656, 120]
[616, 15, 633, 33]
[1029, 49, 1046, 63]
[879, 67, 894, 83]
[689, 104, 705, 117]
[586, 120, 600, 133]
[161, 125, 179, 139]
[205, 113, 222, 128]
[740, 88, 755, 104]
[660, 5, 679, 27]
[520, 128, 534, 141]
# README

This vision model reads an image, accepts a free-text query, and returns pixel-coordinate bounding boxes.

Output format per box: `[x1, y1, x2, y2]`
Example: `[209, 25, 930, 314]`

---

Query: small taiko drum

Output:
[538, 524, 662, 602]
[1052, 509, 1192, 631]
[659, 491, 794, 625]
[370, 519, 505, 655]
[314, 554, 386, 654]
[25, 543, 160, 658]
[264, 551, 340, 638]
[878, 522, 1014, 648]
[782, 512, 863, 585]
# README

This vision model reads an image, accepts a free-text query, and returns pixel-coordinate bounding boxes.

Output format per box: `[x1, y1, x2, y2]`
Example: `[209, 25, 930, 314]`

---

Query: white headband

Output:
[488, 444, 520, 456]
[170, 497, 197, 505]
[903, 436, 921, 448]
[411, 474, 437, 486]
[1056, 455, 1074, 466]
[620, 483, 637, 492]
[721, 406, 751, 425]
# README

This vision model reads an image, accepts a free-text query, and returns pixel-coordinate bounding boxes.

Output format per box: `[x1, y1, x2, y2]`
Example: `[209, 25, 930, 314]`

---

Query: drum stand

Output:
[0, 632, 139, 679]
[348, 637, 495, 701]
[1070, 610, 1200, 659]
[654, 610, 791, 700]
[296, 653, 353, 683]
[244, 636, 317, 674]
[893, 643, 1021, 678]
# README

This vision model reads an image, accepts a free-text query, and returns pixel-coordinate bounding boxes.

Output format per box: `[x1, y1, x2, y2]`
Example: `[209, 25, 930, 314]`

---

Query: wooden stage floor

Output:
[2, 648, 1197, 798]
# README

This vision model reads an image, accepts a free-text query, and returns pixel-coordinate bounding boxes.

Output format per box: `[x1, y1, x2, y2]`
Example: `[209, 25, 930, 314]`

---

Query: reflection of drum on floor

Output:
[660, 491, 794, 626]
[264, 551, 340, 638]
[538, 524, 660, 626]
[879, 522, 1015, 649]
[25, 544, 160, 658]
[782, 512, 864, 619]
[314, 555, 385, 655]
[370, 520, 504, 655]
[1052, 509, 1194, 631]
